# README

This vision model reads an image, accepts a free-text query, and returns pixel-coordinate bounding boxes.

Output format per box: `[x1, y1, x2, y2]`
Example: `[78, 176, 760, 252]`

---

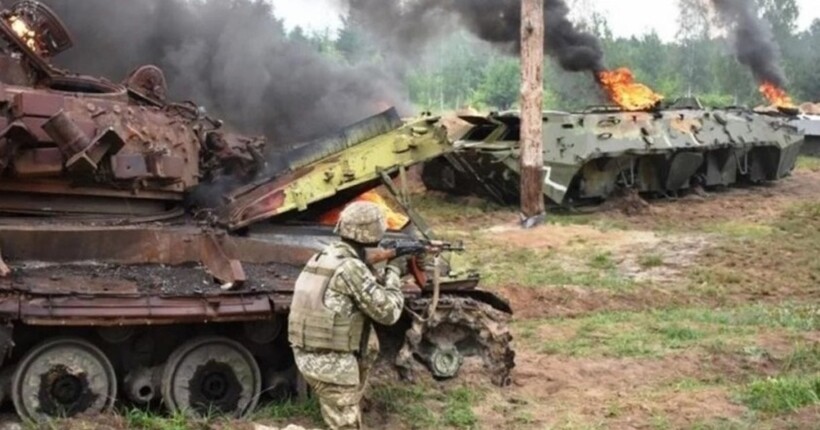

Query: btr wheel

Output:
[12, 337, 117, 422]
[161, 336, 261, 418]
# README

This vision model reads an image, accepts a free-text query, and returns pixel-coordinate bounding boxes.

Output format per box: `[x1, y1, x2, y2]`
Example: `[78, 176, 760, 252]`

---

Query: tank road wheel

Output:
[12, 337, 117, 422]
[161, 336, 261, 419]
[398, 297, 515, 386]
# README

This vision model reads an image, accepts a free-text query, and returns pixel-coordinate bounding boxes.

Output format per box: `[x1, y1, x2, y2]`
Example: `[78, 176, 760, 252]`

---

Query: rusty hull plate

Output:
[0, 293, 294, 326]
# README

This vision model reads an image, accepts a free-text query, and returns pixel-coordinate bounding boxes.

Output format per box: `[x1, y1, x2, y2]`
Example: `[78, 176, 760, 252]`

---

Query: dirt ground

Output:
[390, 167, 820, 430]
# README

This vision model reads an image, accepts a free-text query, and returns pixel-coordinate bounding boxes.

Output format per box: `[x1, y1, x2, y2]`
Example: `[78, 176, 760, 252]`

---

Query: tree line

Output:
[287, 0, 819, 112]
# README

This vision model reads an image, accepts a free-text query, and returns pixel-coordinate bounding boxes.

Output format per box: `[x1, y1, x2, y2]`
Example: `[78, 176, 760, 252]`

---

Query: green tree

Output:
[676, 0, 716, 97]
[788, 20, 820, 101]
[759, 0, 800, 41]
[474, 59, 520, 110]
[336, 15, 373, 64]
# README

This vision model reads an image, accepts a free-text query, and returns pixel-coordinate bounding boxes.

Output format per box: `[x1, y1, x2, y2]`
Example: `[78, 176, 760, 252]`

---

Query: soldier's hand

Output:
[386, 256, 410, 276]
[403, 282, 423, 296]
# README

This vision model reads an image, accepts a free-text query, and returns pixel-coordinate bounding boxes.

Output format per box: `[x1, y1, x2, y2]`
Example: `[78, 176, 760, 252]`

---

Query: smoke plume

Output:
[710, 0, 787, 86]
[346, 0, 604, 73]
[40, 0, 409, 144]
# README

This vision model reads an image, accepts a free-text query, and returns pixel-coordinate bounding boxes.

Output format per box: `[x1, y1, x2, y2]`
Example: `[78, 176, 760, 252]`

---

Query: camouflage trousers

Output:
[304, 374, 363, 430]
[303, 356, 373, 430]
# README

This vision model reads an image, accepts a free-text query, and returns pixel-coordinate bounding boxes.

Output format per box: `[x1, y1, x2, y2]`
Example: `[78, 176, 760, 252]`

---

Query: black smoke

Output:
[710, 0, 787, 86]
[40, 0, 409, 144]
[345, 0, 604, 73]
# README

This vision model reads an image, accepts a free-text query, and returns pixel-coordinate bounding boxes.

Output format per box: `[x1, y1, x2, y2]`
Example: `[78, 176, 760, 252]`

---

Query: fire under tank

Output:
[423, 99, 804, 206]
[0, 1, 514, 421]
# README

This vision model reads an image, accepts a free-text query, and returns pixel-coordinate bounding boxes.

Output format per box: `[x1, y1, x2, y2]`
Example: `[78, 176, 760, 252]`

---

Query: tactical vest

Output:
[288, 245, 366, 353]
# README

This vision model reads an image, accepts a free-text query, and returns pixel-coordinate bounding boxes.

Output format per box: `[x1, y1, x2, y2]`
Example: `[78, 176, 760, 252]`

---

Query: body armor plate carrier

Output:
[288, 246, 366, 353]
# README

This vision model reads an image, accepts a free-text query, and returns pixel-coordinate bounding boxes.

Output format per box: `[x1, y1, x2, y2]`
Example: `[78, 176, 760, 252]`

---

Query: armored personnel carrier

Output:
[794, 115, 820, 156]
[423, 99, 803, 206]
[0, 1, 513, 421]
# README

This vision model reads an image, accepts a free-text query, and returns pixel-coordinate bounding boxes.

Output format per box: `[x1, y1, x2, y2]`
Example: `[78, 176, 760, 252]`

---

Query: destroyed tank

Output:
[423, 98, 804, 206]
[0, 1, 513, 421]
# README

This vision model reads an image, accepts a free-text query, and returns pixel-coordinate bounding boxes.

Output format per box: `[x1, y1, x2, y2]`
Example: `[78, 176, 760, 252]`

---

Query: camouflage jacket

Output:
[293, 241, 404, 386]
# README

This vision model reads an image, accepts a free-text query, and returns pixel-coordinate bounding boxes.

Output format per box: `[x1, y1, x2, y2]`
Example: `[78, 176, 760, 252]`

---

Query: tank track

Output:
[397, 295, 514, 386]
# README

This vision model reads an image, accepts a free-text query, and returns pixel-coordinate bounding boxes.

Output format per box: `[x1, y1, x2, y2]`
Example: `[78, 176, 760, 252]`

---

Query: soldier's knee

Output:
[323, 388, 361, 408]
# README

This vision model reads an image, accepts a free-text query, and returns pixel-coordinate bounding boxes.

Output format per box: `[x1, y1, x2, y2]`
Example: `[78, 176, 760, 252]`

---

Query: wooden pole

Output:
[519, 0, 546, 227]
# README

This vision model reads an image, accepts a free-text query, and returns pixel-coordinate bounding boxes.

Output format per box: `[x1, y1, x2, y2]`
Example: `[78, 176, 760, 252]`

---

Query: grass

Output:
[588, 251, 616, 270]
[741, 375, 820, 414]
[781, 343, 820, 373]
[419, 180, 820, 428]
[546, 213, 630, 231]
[684, 201, 820, 302]
[443, 387, 480, 429]
[123, 410, 197, 430]
[413, 191, 639, 291]
[411, 192, 507, 227]
[688, 418, 757, 430]
[638, 252, 665, 269]
[795, 156, 820, 172]
[464, 243, 635, 291]
[370, 383, 480, 429]
[529, 304, 819, 359]
[414, 190, 649, 294]
[536, 314, 712, 358]
[702, 221, 775, 241]
[31, 410, 238, 430]
[111, 399, 322, 430]
[734, 342, 820, 418]
[84, 384, 479, 430]
[254, 397, 323, 425]
[371, 383, 439, 429]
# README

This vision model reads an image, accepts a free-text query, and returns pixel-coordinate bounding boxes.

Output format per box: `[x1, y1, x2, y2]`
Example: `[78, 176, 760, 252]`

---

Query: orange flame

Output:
[7, 15, 38, 53]
[319, 191, 410, 231]
[759, 82, 794, 109]
[598, 68, 664, 111]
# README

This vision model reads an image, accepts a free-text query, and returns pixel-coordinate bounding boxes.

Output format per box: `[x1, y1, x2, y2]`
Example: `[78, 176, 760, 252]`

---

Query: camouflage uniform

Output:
[289, 202, 404, 430]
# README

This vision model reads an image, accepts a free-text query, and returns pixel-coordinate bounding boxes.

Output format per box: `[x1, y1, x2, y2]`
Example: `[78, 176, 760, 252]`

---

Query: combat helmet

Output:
[336, 201, 387, 245]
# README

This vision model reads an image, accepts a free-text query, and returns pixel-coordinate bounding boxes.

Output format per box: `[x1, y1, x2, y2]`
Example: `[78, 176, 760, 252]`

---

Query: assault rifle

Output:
[366, 239, 464, 264]
[365, 239, 464, 289]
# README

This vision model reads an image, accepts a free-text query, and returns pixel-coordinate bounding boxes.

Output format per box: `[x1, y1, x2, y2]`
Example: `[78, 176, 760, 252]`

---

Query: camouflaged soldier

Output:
[289, 201, 405, 430]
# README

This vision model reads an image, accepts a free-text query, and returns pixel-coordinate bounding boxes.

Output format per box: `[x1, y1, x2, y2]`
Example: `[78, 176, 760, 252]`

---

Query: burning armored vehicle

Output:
[424, 98, 803, 207]
[0, 1, 513, 421]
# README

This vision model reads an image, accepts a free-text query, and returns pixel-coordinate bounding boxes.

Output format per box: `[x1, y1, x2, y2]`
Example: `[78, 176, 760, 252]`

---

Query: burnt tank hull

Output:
[423, 107, 803, 206]
[0, 1, 513, 421]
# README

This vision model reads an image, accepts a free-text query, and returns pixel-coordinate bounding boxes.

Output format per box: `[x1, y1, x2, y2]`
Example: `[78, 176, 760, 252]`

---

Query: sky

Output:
[269, 0, 819, 42]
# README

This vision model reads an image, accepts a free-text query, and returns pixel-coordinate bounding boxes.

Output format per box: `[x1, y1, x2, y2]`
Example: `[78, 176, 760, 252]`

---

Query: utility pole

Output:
[520, 0, 545, 227]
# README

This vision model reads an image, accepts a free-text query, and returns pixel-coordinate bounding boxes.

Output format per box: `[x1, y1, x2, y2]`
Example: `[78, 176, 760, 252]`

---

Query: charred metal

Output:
[0, 1, 513, 421]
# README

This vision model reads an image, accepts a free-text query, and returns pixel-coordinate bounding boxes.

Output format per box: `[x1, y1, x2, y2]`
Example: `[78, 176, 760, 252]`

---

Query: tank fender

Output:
[452, 290, 513, 314]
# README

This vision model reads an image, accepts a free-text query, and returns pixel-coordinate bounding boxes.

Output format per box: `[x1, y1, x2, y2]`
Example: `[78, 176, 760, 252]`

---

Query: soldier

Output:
[288, 201, 406, 430]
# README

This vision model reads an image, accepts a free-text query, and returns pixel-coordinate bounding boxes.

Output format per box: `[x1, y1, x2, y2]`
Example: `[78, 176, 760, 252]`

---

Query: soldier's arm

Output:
[337, 259, 404, 326]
